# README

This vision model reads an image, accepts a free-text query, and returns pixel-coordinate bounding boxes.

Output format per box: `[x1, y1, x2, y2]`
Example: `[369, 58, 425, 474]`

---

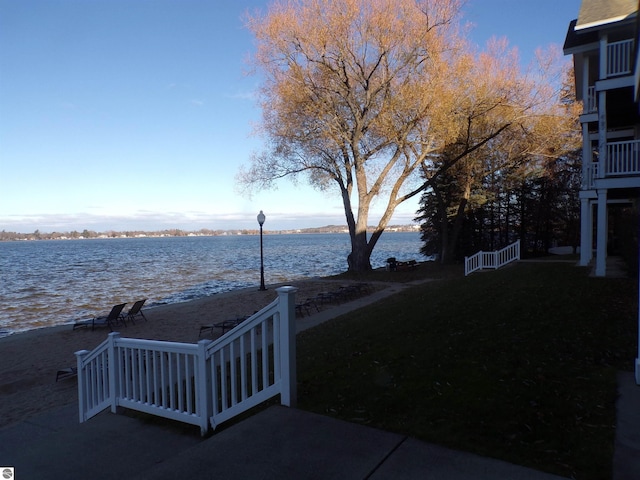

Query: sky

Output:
[0, 0, 583, 233]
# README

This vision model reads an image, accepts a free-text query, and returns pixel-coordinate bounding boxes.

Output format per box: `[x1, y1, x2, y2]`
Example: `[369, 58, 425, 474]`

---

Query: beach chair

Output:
[55, 367, 77, 382]
[73, 303, 127, 331]
[125, 299, 147, 324]
[296, 298, 320, 317]
[199, 315, 250, 337]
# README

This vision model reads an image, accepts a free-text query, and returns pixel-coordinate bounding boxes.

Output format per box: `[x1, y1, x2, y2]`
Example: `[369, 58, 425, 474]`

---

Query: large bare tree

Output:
[239, 0, 464, 271]
[238, 0, 574, 272]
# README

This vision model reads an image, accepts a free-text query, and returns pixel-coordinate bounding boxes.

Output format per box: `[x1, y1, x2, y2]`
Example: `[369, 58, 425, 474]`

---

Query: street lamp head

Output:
[257, 210, 266, 227]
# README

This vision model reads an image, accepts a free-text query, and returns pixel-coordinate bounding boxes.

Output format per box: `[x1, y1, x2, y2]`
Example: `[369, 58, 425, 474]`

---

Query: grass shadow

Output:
[297, 262, 637, 479]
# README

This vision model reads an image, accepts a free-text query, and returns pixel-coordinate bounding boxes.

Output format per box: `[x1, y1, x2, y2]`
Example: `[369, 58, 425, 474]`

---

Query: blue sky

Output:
[0, 0, 582, 233]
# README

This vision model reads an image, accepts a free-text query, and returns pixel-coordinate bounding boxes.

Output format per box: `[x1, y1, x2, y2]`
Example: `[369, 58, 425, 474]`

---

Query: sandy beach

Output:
[0, 279, 379, 429]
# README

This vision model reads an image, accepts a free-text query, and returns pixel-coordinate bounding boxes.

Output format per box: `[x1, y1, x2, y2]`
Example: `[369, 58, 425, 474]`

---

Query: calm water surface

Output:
[0, 232, 422, 337]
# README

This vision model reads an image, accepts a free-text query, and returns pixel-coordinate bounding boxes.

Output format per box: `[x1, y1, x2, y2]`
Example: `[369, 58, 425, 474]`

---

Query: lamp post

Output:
[257, 210, 266, 291]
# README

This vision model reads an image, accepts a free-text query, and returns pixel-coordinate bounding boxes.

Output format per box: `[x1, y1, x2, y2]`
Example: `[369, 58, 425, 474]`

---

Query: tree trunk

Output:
[347, 230, 372, 271]
[344, 185, 373, 272]
[443, 176, 472, 263]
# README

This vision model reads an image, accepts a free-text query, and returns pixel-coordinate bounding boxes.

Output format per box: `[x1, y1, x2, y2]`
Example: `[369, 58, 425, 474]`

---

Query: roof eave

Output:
[575, 12, 637, 32]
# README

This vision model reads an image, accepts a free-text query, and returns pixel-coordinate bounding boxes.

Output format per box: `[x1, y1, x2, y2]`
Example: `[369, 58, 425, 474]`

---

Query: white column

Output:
[582, 55, 591, 113]
[579, 198, 593, 266]
[599, 34, 608, 80]
[582, 123, 592, 187]
[598, 90, 607, 179]
[594, 37, 608, 278]
[595, 189, 608, 276]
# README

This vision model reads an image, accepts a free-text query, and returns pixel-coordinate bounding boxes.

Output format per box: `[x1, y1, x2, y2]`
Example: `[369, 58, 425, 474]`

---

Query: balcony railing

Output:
[607, 39, 634, 77]
[584, 85, 597, 113]
[584, 140, 640, 188]
[584, 161, 599, 189]
[607, 139, 640, 176]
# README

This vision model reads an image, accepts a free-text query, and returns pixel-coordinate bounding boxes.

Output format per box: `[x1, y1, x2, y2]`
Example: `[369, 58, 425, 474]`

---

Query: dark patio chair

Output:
[199, 315, 250, 337]
[55, 367, 77, 382]
[73, 303, 127, 331]
[125, 299, 147, 324]
[296, 297, 320, 317]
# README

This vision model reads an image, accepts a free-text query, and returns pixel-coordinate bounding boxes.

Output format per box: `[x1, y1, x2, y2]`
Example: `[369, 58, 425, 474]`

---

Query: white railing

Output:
[585, 85, 597, 114]
[584, 162, 599, 189]
[606, 139, 640, 176]
[75, 286, 298, 436]
[607, 39, 634, 77]
[464, 240, 520, 276]
[75, 336, 112, 421]
[204, 288, 296, 428]
[116, 337, 205, 428]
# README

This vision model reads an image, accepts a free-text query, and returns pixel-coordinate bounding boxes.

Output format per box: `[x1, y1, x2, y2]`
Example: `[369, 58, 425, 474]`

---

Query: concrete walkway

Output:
[1, 281, 638, 479]
[0, 401, 570, 480]
[614, 372, 640, 480]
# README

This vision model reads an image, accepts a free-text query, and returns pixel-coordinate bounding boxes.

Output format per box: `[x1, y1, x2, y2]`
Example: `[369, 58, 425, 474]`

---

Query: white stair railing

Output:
[75, 286, 298, 436]
[205, 286, 297, 429]
[75, 337, 111, 422]
[464, 240, 520, 276]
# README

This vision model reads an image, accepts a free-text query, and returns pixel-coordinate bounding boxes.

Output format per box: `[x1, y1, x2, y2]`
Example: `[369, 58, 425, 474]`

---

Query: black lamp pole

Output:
[257, 210, 266, 291]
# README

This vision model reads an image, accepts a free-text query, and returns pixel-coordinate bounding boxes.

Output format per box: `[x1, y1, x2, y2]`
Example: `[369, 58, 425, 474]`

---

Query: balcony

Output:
[583, 162, 599, 189]
[606, 39, 634, 77]
[582, 39, 634, 114]
[607, 139, 640, 175]
[584, 139, 640, 189]
[584, 85, 597, 114]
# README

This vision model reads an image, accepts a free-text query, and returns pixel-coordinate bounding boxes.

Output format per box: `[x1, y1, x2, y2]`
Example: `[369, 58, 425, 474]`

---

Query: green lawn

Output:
[296, 262, 637, 479]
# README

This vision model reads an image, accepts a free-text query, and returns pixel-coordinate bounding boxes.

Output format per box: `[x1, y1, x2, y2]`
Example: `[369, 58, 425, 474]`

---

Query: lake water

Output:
[0, 232, 422, 337]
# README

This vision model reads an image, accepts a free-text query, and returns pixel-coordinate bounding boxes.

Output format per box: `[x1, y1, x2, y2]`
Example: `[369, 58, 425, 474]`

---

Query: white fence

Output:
[75, 286, 298, 436]
[464, 240, 521, 276]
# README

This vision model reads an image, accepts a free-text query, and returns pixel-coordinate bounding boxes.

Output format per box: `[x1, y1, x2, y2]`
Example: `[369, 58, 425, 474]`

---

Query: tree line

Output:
[416, 147, 582, 262]
[415, 71, 582, 262]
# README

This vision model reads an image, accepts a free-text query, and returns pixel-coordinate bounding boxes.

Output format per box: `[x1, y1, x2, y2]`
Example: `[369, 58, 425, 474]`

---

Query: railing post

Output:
[197, 339, 212, 436]
[276, 286, 298, 408]
[74, 349, 90, 423]
[108, 332, 120, 414]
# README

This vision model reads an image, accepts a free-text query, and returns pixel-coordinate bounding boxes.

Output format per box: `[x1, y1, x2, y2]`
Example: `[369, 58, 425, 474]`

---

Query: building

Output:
[564, 0, 640, 382]
[563, 0, 639, 277]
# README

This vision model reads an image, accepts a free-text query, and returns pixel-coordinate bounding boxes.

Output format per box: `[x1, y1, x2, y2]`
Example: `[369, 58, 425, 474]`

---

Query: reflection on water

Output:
[0, 232, 422, 336]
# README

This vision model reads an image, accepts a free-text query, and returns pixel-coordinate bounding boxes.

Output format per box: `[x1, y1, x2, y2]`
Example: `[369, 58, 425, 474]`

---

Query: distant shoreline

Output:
[0, 225, 420, 242]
